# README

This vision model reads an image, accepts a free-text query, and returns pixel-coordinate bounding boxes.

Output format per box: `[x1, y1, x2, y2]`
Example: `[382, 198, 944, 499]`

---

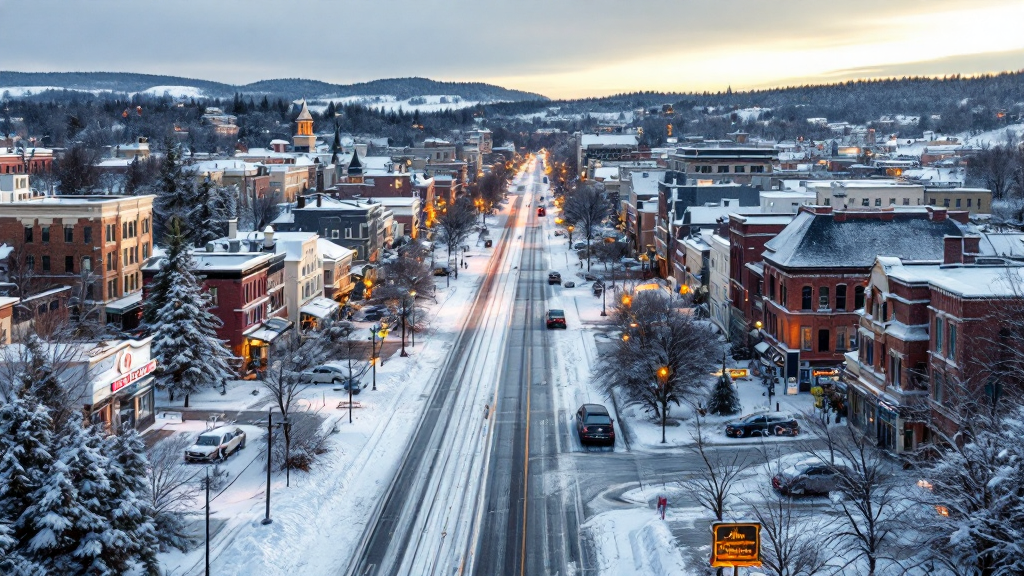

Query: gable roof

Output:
[764, 210, 967, 269]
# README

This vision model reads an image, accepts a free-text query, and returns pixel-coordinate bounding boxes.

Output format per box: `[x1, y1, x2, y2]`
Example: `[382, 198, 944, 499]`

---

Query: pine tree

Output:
[103, 429, 159, 575]
[707, 359, 741, 416]
[16, 335, 76, 433]
[0, 397, 52, 576]
[154, 143, 196, 240]
[147, 218, 234, 406]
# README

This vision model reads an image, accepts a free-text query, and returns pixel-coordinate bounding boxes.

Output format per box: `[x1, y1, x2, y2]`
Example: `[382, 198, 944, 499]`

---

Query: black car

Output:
[548, 271, 562, 285]
[576, 404, 615, 446]
[725, 413, 799, 438]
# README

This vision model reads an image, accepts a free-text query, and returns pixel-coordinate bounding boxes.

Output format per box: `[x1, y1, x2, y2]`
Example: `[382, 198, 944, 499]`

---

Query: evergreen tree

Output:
[103, 429, 159, 575]
[147, 218, 234, 406]
[154, 143, 196, 240]
[16, 335, 76, 433]
[0, 397, 53, 576]
[706, 358, 741, 416]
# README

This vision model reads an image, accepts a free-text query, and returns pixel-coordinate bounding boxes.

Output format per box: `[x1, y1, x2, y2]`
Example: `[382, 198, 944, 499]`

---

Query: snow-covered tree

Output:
[147, 435, 199, 552]
[0, 397, 52, 576]
[434, 196, 478, 265]
[146, 218, 234, 406]
[192, 179, 238, 247]
[154, 143, 197, 240]
[104, 429, 160, 575]
[562, 181, 611, 271]
[706, 358, 741, 416]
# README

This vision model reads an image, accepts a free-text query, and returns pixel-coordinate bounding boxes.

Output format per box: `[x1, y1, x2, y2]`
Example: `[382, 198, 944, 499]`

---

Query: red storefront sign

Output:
[110, 360, 157, 393]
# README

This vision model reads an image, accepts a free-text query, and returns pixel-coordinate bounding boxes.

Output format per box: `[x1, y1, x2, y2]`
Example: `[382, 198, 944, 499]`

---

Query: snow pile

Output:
[583, 510, 692, 576]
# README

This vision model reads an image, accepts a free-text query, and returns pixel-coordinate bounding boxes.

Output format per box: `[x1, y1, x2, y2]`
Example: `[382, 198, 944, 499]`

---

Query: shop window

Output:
[137, 392, 153, 424]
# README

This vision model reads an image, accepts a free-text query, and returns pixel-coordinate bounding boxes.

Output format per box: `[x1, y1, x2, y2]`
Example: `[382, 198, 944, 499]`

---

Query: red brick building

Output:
[0, 147, 53, 174]
[728, 214, 793, 337]
[756, 206, 969, 389]
[843, 236, 1024, 453]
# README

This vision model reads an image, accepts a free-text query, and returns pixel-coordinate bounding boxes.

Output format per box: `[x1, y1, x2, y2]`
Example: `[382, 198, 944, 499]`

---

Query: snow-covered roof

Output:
[581, 134, 638, 149]
[630, 171, 664, 197]
[979, 233, 1024, 259]
[294, 100, 313, 122]
[764, 210, 967, 269]
[592, 167, 619, 181]
[317, 238, 355, 261]
[887, 263, 1024, 298]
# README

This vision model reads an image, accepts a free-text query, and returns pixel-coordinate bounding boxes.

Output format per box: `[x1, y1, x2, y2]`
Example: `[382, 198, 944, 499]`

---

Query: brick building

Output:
[0, 147, 53, 174]
[0, 191, 156, 330]
[843, 239, 1024, 453]
[728, 213, 794, 339]
[755, 206, 969, 390]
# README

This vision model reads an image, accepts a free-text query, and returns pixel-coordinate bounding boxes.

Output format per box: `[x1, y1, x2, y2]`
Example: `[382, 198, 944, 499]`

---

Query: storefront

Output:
[84, 338, 157, 432]
[242, 317, 293, 376]
[104, 292, 144, 332]
[300, 297, 340, 331]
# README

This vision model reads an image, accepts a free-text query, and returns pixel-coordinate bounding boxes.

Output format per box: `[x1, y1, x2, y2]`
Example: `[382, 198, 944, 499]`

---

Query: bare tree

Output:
[685, 417, 747, 522]
[598, 290, 722, 442]
[240, 190, 280, 232]
[743, 446, 837, 576]
[562, 181, 611, 270]
[434, 196, 478, 264]
[147, 434, 201, 552]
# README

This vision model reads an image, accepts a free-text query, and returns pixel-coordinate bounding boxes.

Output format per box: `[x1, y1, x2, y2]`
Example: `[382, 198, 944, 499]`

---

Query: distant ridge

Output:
[0, 71, 548, 102]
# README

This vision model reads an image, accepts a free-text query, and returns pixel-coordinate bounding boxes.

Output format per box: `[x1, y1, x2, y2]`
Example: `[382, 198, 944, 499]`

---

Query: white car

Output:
[185, 426, 246, 462]
[299, 365, 362, 392]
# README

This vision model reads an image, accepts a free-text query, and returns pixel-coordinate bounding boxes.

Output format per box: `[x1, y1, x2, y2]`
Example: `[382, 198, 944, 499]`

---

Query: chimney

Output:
[228, 239, 241, 253]
[205, 242, 215, 252]
[926, 206, 947, 222]
[943, 236, 963, 264]
[316, 194, 322, 207]
[962, 235, 981, 264]
[297, 195, 306, 209]
[227, 218, 238, 239]
[263, 226, 275, 250]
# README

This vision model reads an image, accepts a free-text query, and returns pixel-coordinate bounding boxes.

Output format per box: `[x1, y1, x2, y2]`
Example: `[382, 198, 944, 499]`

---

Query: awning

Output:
[245, 317, 293, 344]
[105, 291, 143, 314]
[300, 297, 340, 320]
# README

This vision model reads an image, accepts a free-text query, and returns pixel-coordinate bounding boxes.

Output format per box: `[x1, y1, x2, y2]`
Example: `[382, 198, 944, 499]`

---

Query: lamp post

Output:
[261, 406, 275, 525]
[567, 224, 575, 249]
[600, 282, 607, 316]
[369, 323, 387, 390]
[656, 366, 670, 444]
[409, 290, 417, 348]
[400, 293, 409, 357]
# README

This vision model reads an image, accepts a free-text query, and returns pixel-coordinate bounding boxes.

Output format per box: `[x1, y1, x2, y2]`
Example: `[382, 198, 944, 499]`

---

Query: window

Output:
[948, 323, 956, 360]
[955, 198, 961, 208]
[64, 226, 74, 243]
[84, 227, 92, 244]
[854, 286, 865, 309]
[866, 340, 874, 366]
[122, 222, 128, 239]
[935, 317, 943, 354]
[933, 371, 944, 403]
[345, 227, 352, 239]
[891, 356, 902, 389]
[903, 198, 910, 205]
[106, 224, 115, 242]
[780, 284, 787, 307]
[768, 276, 776, 300]
[82, 257, 92, 272]
[861, 198, 870, 207]
[801, 286, 812, 310]
[819, 286, 829, 309]
[889, 198, 896, 205]
[750, 165, 765, 173]
[836, 284, 847, 310]
[42, 256, 50, 272]
[849, 327, 858, 350]
[967, 198, 973, 208]
[943, 198, 950, 208]
[142, 218, 149, 234]
[25, 255, 34, 270]
[818, 329, 830, 352]
[41, 226, 50, 243]
[142, 244, 149, 259]
[24, 227, 33, 243]
[837, 326, 847, 351]
[800, 327, 812, 351]
[978, 200, 983, 211]
[209, 287, 218, 306]
[874, 198, 882, 207]
[734, 166, 746, 173]
[65, 256, 74, 273]
[717, 165, 729, 173]
[824, 198, 831, 206]
[331, 229, 339, 239]
[929, 198, 936, 206]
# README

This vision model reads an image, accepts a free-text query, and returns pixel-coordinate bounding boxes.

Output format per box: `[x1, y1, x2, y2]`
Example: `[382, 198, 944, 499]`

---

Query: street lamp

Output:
[369, 323, 387, 391]
[600, 282, 607, 317]
[409, 290, 417, 348]
[567, 224, 575, 249]
[656, 366, 670, 444]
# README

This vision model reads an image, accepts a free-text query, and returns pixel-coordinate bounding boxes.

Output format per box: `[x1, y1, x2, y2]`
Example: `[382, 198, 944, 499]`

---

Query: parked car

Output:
[548, 271, 562, 285]
[583, 272, 598, 281]
[185, 426, 246, 462]
[554, 230, 565, 237]
[772, 459, 848, 495]
[300, 365, 362, 393]
[563, 281, 576, 288]
[576, 404, 615, 446]
[546, 309, 566, 329]
[433, 265, 451, 276]
[724, 413, 799, 438]
[573, 241, 587, 250]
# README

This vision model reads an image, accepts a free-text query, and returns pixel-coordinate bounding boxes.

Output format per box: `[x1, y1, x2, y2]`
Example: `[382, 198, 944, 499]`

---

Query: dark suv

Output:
[576, 404, 615, 446]
[548, 271, 562, 285]
[725, 413, 799, 438]
[546, 309, 566, 329]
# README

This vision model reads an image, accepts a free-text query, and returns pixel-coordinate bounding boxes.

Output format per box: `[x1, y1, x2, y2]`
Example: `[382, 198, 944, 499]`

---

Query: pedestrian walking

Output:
[657, 496, 667, 520]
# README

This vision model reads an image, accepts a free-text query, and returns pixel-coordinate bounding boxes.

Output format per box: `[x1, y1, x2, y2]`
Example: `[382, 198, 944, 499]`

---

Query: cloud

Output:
[0, 0, 1022, 98]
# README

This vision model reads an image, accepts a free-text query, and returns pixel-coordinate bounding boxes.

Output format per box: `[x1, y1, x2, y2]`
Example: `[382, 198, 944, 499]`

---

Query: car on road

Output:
[432, 265, 451, 276]
[583, 272, 598, 282]
[573, 241, 587, 250]
[300, 365, 362, 393]
[546, 309, 566, 329]
[772, 459, 848, 495]
[563, 281, 576, 288]
[576, 404, 615, 446]
[185, 426, 246, 462]
[725, 413, 799, 438]
[554, 229, 564, 237]
[548, 271, 562, 285]
[537, 206, 546, 217]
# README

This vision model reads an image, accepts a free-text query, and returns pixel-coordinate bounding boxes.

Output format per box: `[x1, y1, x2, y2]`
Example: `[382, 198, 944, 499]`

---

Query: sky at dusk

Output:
[2, 0, 1023, 99]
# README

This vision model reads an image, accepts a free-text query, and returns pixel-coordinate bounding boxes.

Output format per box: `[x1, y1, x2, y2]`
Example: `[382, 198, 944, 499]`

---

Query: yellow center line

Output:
[520, 219, 533, 576]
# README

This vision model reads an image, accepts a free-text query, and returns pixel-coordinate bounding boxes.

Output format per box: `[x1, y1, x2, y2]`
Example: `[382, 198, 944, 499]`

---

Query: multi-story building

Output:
[318, 238, 355, 304]
[728, 213, 794, 340]
[274, 194, 387, 263]
[0, 146, 53, 174]
[708, 233, 731, 334]
[843, 238, 1024, 453]
[666, 146, 776, 188]
[808, 180, 925, 209]
[0, 186, 155, 330]
[757, 206, 970, 390]
[923, 187, 991, 215]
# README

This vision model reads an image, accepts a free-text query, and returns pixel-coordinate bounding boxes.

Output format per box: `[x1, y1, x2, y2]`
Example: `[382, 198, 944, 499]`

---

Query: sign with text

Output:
[711, 522, 761, 567]
[110, 360, 157, 393]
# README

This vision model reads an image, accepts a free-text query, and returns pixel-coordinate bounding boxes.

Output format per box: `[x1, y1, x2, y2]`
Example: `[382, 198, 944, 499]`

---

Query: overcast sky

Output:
[2, 0, 1023, 99]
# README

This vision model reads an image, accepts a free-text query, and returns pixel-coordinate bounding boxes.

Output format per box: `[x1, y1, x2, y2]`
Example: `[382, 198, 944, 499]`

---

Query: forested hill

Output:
[0, 71, 548, 102]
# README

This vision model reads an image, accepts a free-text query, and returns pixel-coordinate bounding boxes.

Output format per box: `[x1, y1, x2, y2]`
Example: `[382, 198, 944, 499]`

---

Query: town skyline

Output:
[2, 0, 1023, 99]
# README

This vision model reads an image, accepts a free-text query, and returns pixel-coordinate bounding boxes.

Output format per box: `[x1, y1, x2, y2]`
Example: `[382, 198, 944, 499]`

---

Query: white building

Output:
[708, 233, 731, 335]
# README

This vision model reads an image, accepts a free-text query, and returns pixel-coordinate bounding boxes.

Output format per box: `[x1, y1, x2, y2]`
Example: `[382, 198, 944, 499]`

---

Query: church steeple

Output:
[293, 99, 316, 152]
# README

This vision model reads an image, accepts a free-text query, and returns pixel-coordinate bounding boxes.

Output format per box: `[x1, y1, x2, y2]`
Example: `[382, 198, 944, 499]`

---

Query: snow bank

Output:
[583, 509, 692, 576]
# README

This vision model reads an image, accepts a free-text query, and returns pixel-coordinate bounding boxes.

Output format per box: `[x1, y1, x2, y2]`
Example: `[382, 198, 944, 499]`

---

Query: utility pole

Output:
[262, 407, 273, 525]
[205, 467, 210, 576]
[400, 295, 409, 357]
